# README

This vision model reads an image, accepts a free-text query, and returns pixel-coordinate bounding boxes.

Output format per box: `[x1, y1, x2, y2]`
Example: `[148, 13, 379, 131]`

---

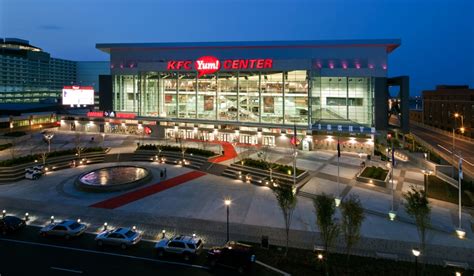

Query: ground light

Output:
[455, 228, 466, 239]
[77, 218, 81, 223]
[224, 199, 231, 242]
[388, 210, 397, 221]
[162, 229, 166, 238]
[2, 210, 6, 218]
[412, 248, 421, 276]
[50, 216, 54, 223]
[334, 197, 341, 207]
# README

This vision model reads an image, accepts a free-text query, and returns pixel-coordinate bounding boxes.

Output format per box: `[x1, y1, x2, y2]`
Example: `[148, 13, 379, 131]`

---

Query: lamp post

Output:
[43, 133, 54, 153]
[421, 169, 433, 194]
[456, 153, 466, 239]
[224, 199, 231, 242]
[452, 113, 464, 177]
[412, 248, 421, 276]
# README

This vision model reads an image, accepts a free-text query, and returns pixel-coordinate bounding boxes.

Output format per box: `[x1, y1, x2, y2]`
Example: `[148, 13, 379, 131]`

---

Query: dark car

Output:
[0, 216, 26, 235]
[207, 241, 256, 274]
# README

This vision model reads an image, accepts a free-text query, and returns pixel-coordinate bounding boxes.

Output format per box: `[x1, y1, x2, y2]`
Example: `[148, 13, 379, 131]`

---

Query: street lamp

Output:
[421, 169, 433, 193]
[412, 248, 421, 276]
[452, 113, 464, 177]
[43, 133, 54, 153]
[224, 199, 231, 242]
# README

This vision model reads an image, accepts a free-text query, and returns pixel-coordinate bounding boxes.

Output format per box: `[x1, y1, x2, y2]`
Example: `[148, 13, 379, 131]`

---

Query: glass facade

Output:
[113, 71, 374, 127]
[311, 77, 374, 126]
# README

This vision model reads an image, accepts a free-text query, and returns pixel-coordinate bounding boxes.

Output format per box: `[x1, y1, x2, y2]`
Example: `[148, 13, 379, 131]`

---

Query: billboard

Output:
[62, 86, 94, 106]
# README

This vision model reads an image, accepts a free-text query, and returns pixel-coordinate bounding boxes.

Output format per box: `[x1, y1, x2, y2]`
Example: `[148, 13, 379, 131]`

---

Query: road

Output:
[0, 226, 249, 276]
[411, 124, 474, 177]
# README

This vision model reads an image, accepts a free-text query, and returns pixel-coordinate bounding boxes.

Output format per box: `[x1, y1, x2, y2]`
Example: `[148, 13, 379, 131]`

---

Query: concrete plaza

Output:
[0, 132, 473, 267]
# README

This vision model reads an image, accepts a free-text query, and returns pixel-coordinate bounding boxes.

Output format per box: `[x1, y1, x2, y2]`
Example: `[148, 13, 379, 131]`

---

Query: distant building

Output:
[76, 61, 110, 108]
[409, 109, 422, 123]
[423, 85, 474, 137]
[0, 38, 109, 108]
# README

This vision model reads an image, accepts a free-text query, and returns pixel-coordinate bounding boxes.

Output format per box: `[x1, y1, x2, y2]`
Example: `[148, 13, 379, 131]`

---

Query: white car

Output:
[40, 220, 87, 239]
[155, 235, 203, 261]
[25, 168, 42, 180]
[95, 227, 142, 249]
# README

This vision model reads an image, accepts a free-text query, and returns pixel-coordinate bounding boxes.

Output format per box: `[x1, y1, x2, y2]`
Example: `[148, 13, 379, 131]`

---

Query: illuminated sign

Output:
[167, 56, 273, 77]
[195, 56, 220, 77]
[87, 111, 136, 119]
[62, 86, 94, 106]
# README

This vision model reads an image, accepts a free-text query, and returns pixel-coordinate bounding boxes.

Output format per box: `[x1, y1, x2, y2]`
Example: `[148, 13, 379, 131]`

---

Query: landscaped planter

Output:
[356, 166, 389, 187]
[230, 163, 308, 186]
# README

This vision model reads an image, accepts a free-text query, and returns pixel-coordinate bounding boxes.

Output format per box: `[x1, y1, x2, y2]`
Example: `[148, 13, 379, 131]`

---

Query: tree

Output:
[340, 194, 365, 262]
[403, 186, 431, 253]
[272, 185, 297, 257]
[314, 193, 339, 273]
[73, 133, 84, 158]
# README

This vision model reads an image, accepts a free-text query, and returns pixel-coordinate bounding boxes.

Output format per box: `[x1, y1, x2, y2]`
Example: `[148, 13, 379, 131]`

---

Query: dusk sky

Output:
[1, 0, 473, 96]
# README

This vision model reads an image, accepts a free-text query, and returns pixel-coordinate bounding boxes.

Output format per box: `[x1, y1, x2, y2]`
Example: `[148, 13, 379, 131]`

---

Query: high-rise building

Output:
[0, 38, 76, 103]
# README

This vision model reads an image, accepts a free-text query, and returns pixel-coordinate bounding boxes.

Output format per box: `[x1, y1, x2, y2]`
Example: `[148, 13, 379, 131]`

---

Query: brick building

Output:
[423, 85, 474, 137]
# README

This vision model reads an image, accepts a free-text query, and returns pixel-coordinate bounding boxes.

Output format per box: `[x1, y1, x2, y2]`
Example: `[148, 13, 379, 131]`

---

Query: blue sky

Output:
[1, 0, 473, 96]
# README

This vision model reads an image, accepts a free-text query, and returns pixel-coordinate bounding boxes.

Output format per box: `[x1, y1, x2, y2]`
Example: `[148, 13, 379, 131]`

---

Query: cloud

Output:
[39, 25, 63, 30]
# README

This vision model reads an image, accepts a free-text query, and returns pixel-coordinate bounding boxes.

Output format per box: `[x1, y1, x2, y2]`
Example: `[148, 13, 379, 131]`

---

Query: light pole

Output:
[452, 113, 464, 177]
[421, 169, 433, 193]
[43, 133, 54, 153]
[412, 247, 420, 276]
[456, 153, 466, 239]
[224, 199, 231, 242]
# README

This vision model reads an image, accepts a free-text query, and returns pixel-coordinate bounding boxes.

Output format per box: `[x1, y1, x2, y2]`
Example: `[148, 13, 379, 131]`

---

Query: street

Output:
[0, 226, 239, 276]
[411, 124, 474, 177]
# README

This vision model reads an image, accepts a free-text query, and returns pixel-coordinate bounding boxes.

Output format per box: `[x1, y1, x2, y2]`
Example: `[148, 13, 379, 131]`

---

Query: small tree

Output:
[340, 194, 365, 262]
[40, 152, 48, 166]
[404, 186, 431, 252]
[272, 185, 297, 257]
[314, 193, 339, 270]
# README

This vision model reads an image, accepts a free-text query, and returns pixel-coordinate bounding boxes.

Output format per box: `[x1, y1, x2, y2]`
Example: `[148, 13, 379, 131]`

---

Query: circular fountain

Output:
[75, 166, 152, 192]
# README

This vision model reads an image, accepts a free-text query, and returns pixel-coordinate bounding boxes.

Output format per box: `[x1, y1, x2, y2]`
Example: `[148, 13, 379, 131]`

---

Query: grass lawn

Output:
[246, 242, 472, 275]
[426, 175, 474, 207]
[360, 166, 389, 181]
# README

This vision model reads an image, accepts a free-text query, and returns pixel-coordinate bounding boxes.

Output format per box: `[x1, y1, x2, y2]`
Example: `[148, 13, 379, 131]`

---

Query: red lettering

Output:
[249, 59, 257, 68]
[264, 59, 273, 68]
[223, 60, 232, 69]
[232, 60, 239, 69]
[167, 61, 176, 70]
[256, 59, 264, 69]
[177, 61, 185, 69]
[239, 59, 248, 69]
[184, 61, 192, 70]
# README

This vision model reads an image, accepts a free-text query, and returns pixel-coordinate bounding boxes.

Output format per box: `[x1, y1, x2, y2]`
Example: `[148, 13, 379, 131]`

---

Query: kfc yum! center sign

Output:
[167, 56, 273, 77]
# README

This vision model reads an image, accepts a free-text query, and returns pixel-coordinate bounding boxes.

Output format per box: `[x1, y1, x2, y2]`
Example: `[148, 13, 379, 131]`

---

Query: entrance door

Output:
[263, 136, 275, 146]
[220, 133, 233, 142]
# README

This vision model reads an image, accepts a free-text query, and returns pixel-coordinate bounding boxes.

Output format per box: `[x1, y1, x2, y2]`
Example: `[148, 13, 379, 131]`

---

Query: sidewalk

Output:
[1, 195, 472, 268]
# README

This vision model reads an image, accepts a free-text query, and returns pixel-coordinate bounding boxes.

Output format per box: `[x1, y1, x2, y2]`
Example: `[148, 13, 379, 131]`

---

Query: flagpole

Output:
[336, 133, 340, 206]
[458, 153, 462, 229]
[293, 124, 297, 188]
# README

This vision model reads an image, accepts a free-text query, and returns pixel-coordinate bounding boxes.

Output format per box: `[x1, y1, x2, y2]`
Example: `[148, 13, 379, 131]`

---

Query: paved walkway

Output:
[90, 171, 206, 209]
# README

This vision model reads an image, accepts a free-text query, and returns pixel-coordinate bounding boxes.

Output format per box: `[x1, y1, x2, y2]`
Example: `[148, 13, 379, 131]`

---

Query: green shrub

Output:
[3, 131, 26, 137]
[137, 144, 216, 157]
[238, 158, 305, 176]
[360, 166, 388, 181]
[0, 147, 105, 167]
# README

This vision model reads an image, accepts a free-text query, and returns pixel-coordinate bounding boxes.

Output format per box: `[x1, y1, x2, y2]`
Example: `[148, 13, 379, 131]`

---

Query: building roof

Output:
[97, 39, 401, 54]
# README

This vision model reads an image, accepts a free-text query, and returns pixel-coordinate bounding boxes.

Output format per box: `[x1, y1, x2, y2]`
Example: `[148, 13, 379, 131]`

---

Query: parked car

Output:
[95, 227, 142, 249]
[207, 241, 256, 274]
[40, 220, 87, 239]
[155, 235, 203, 261]
[0, 216, 26, 235]
[25, 168, 42, 180]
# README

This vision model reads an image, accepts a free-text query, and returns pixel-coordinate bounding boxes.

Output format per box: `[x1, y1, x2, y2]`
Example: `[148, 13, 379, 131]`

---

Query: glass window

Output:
[197, 74, 217, 120]
[217, 72, 238, 121]
[238, 72, 259, 122]
[161, 72, 177, 117]
[178, 73, 196, 119]
[284, 71, 308, 125]
[141, 73, 159, 117]
[261, 72, 283, 124]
